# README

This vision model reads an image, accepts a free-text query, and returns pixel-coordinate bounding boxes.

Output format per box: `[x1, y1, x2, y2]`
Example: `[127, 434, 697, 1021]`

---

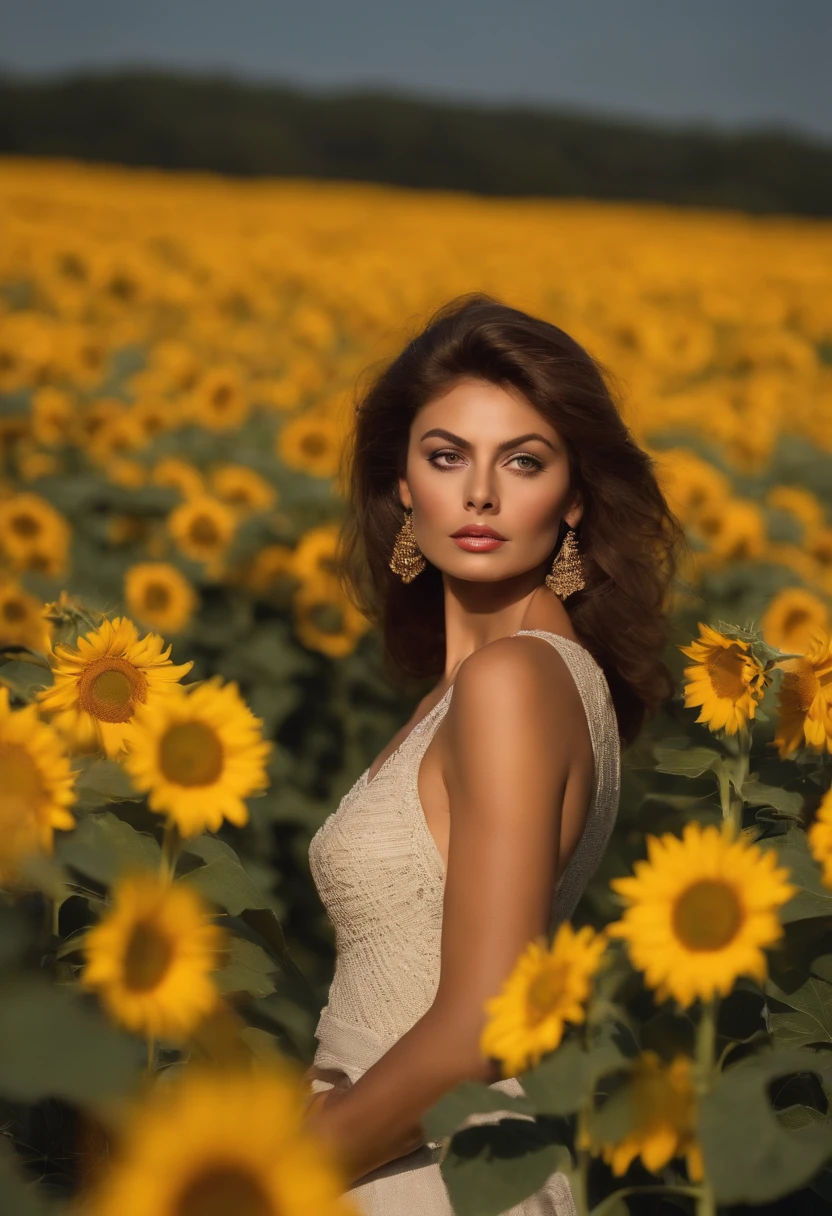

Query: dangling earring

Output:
[545, 526, 585, 599]
[389, 507, 426, 583]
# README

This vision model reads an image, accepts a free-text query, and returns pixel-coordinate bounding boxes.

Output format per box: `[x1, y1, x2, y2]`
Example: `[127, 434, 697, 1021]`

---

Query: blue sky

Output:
[1, 0, 830, 141]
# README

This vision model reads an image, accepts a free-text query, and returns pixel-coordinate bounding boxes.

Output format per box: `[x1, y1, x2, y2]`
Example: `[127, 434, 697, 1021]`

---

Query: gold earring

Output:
[389, 507, 426, 583]
[545, 527, 585, 599]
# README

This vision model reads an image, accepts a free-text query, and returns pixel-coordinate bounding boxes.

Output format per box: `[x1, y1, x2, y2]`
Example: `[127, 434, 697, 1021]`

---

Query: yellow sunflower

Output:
[578, 1051, 702, 1181]
[479, 923, 607, 1078]
[31, 385, 74, 447]
[243, 544, 298, 596]
[81, 870, 225, 1040]
[292, 522, 341, 584]
[121, 677, 272, 837]
[167, 494, 237, 577]
[129, 396, 177, 442]
[124, 562, 198, 635]
[771, 627, 832, 758]
[150, 456, 205, 501]
[761, 588, 830, 656]
[210, 464, 277, 514]
[188, 367, 250, 431]
[36, 616, 193, 758]
[807, 786, 832, 890]
[606, 820, 797, 1008]
[692, 498, 767, 562]
[0, 491, 71, 577]
[293, 577, 370, 660]
[678, 623, 770, 735]
[0, 685, 77, 886]
[85, 1063, 354, 1216]
[766, 485, 825, 535]
[276, 412, 342, 478]
[0, 578, 52, 653]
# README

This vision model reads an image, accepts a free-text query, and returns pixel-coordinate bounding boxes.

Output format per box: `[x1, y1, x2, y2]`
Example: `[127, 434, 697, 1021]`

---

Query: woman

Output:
[301, 293, 686, 1214]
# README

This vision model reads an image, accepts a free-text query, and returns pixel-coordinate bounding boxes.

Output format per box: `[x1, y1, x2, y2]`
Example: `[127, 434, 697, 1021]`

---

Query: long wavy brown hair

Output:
[334, 293, 689, 749]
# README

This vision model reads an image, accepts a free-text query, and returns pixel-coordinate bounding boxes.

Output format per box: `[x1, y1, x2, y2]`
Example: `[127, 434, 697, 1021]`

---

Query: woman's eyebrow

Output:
[419, 428, 557, 453]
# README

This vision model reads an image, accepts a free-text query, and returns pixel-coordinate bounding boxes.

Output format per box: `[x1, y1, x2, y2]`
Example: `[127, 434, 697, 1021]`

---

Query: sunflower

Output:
[578, 1051, 702, 1181]
[678, 623, 770, 735]
[276, 412, 342, 479]
[606, 820, 797, 1008]
[85, 1063, 353, 1216]
[121, 677, 272, 837]
[167, 494, 237, 577]
[17, 447, 60, 482]
[771, 627, 832, 758]
[0, 491, 72, 577]
[188, 367, 250, 431]
[108, 458, 147, 489]
[210, 464, 277, 514]
[293, 577, 370, 660]
[81, 871, 225, 1040]
[36, 616, 193, 758]
[150, 456, 205, 501]
[291, 522, 341, 584]
[86, 411, 146, 467]
[692, 498, 767, 562]
[129, 396, 177, 442]
[31, 385, 74, 447]
[243, 544, 298, 596]
[808, 787, 832, 889]
[124, 562, 198, 635]
[479, 923, 607, 1078]
[761, 588, 830, 656]
[0, 578, 52, 653]
[0, 685, 77, 886]
[766, 485, 825, 535]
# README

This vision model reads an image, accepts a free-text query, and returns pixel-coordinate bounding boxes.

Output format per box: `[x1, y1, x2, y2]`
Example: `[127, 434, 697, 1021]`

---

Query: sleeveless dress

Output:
[307, 630, 622, 1215]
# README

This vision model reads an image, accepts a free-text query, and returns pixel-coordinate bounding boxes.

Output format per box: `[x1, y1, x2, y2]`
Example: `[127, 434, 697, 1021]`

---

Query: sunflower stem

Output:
[147, 1035, 157, 1072]
[693, 998, 719, 1216]
[160, 817, 182, 883]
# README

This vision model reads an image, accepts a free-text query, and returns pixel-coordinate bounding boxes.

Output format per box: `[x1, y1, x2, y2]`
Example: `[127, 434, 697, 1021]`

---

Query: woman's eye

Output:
[428, 451, 542, 475]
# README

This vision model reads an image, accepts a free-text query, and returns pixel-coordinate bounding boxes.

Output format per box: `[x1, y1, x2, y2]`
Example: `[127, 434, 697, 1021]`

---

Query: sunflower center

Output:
[791, 663, 819, 712]
[123, 920, 174, 991]
[175, 1165, 274, 1216]
[526, 962, 569, 1023]
[190, 516, 220, 546]
[706, 646, 747, 701]
[77, 657, 148, 723]
[672, 879, 743, 951]
[12, 512, 41, 539]
[145, 583, 171, 611]
[159, 721, 224, 786]
[782, 608, 809, 636]
[211, 384, 233, 410]
[301, 434, 326, 457]
[0, 743, 46, 820]
[2, 598, 27, 622]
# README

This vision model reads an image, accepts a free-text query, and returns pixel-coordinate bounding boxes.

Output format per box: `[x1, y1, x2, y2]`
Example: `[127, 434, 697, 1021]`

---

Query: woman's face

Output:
[398, 377, 582, 584]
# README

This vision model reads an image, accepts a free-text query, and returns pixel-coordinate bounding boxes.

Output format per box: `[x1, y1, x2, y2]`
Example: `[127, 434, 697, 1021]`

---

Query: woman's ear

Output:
[398, 475, 412, 511]
[563, 500, 583, 529]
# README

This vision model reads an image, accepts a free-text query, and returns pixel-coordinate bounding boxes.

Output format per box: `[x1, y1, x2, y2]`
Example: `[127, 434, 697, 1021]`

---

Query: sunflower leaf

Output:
[179, 836, 288, 960]
[53, 810, 161, 885]
[698, 1048, 832, 1203]
[75, 757, 144, 806]
[758, 828, 832, 923]
[439, 1117, 574, 1216]
[520, 1033, 630, 1117]
[653, 746, 721, 778]
[422, 1081, 536, 1141]
[742, 779, 803, 815]
[214, 936, 279, 999]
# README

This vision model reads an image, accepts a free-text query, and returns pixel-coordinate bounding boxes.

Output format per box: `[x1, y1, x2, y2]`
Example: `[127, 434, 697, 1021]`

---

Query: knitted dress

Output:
[308, 630, 622, 1215]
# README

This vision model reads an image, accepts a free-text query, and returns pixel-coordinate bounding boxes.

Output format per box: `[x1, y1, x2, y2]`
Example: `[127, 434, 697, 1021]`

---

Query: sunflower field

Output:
[1, 155, 832, 1216]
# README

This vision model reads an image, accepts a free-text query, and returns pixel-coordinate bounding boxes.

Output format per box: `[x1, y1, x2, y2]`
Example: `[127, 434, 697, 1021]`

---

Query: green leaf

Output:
[758, 828, 832, 924]
[698, 1048, 832, 1203]
[75, 757, 143, 806]
[742, 779, 803, 816]
[521, 1033, 629, 1117]
[653, 746, 721, 778]
[776, 1104, 830, 1131]
[765, 974, 832, 1046]
[440, 1119, 573, 1216]
[54, 810, 160, 885]
[0, 976, 143, 1103]
[180, 836, 288, 961]
[214, 936, 279, 999]
[422, 1082, 535, 1141]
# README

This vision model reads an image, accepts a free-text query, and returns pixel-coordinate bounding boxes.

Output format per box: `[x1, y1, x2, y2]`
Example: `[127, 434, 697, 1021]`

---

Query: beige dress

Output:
[308, 630, 622, 1215]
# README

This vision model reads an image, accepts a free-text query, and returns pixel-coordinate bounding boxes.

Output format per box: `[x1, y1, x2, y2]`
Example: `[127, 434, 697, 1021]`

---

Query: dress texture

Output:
[307, 630, 622, 1215]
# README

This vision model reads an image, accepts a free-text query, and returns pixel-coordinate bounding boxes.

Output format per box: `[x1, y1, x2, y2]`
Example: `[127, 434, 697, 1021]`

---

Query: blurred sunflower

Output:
[85, 1063, 352, 1216]
[276, 412, 342, 478]
[766, 485, 825, 535]
[129, 396, 178, 442]
[606, 820, 797, 1008]
[293, 576, 370, 659]
[86, 411, 146, 467]
[17, 446, 61, 482]
[150, 456, 205, 500]
[122, 676, 272, 837]
[81, 871, 225, 1040]
[168, 494, 237, 577]
[771, 627, 832, 758]
[30, 385, 74, 446]
[210, 464, 277, 514]
[36, 616, 193, 758]
[692, 498, 767, 562]
[244, 544, 297, 596]
[74, 397, 125, 446]
[479, 923, 607, 1077]
[0, 578, 52, 653]
[578, 1051, 702, 1181]
[0, 685, 77, 886]
[292, 522, 340, 583]
[188, 367, 250, 431]
[0, 491, 72, 577]
[678, 623, 770, 735]
[808, 787, 832, 889]
[108, 458, 148, 490]
[761, 588, 830, 656]
[124, 562, 198, 636]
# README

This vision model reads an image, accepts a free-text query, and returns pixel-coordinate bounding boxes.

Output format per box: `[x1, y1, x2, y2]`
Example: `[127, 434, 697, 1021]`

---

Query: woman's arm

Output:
[304, 637, 587, 1185]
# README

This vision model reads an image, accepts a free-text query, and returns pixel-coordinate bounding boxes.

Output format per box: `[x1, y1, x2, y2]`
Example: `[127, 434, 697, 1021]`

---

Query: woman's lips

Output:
[452, 535, 506, 551]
